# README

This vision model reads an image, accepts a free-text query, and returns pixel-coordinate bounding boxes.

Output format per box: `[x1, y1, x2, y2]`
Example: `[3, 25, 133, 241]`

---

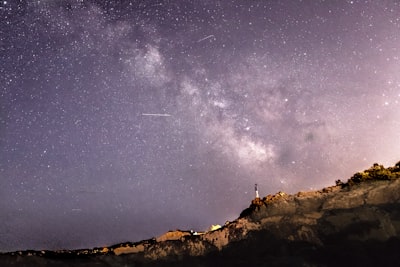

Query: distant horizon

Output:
[2, 161, 400, 255]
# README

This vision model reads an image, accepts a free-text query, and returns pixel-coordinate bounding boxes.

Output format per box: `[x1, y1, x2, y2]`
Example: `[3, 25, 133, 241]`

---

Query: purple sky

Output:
[1, 0, 400, 251]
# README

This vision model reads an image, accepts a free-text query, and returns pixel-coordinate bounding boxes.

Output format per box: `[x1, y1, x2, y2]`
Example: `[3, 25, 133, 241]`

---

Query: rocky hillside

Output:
[2, 162, 400, 266]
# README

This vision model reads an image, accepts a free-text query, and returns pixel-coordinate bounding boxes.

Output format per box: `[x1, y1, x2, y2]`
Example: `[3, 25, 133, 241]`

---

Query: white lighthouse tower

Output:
[255, 183, 260, 199]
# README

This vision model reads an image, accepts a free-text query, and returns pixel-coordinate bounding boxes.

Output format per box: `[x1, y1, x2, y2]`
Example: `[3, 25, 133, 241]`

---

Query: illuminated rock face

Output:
[135, 178, 400, 266]
[2, 170, 400, 266]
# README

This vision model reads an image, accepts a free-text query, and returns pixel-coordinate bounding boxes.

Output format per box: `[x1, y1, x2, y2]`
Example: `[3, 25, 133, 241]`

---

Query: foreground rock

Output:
[2, 163, 400, 266]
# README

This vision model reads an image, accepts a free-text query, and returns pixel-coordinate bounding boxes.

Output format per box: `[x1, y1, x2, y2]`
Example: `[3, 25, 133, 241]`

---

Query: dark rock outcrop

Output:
[2, 163, 400, 266]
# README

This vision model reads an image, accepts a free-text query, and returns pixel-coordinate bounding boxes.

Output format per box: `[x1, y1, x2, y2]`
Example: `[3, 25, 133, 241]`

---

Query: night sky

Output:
[1, 0, 400, 251]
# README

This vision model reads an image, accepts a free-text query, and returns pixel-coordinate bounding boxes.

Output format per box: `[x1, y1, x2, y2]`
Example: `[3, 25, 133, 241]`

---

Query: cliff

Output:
[2, 162, 400, 266]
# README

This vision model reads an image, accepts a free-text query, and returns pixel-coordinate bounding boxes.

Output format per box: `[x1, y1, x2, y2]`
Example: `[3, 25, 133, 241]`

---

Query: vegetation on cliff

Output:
[337, 161, 400, 187]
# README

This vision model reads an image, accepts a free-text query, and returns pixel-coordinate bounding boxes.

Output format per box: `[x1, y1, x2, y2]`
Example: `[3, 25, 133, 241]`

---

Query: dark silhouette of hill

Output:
[1, 162, 400, 266]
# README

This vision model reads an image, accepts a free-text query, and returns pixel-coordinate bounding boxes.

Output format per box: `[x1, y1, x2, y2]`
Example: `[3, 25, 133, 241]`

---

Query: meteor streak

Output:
[197, 35, 215, 43]
[141, 113, 172, 117]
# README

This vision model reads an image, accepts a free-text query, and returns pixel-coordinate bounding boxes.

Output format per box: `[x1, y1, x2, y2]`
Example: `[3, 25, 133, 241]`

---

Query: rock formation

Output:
[1, 162, 400, 266]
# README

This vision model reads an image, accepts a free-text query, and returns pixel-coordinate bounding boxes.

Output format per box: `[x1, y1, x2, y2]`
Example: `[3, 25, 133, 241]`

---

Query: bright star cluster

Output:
[1, 0, 400, 251]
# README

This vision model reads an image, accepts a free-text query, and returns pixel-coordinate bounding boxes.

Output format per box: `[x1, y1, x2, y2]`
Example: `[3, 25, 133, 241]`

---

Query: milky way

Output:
[1, 0, 400, 251]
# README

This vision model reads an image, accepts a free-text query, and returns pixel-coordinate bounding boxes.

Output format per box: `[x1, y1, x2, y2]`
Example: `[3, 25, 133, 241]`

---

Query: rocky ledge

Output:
[2, 162, 400, 266]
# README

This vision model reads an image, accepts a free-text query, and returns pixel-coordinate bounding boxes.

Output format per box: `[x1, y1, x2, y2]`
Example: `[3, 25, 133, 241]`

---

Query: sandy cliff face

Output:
[98, 177, 400, 266]
[114, 177, 400, 266]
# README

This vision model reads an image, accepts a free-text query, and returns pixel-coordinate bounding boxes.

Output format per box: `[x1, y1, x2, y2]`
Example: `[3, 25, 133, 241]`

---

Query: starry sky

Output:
[1, 0, 400, 251]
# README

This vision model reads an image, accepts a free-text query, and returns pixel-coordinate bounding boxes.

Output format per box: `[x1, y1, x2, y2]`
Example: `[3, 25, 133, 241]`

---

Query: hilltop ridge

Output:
[2, 162, 400, 266]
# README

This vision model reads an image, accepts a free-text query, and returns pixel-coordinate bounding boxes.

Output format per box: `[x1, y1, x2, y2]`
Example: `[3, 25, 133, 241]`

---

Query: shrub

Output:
[345, 162, 400, 186]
